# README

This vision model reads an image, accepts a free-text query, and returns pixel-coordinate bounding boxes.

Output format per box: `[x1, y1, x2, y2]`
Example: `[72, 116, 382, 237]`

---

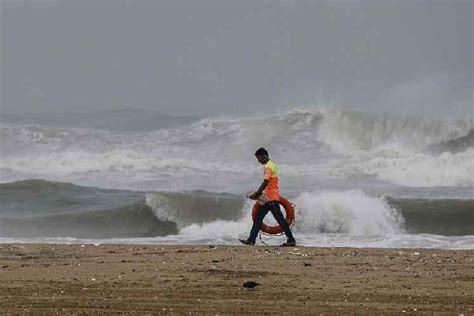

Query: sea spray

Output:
[317, 109, 473, 153]
[330, 147, 474, 187]
[177, 190, 404, 239]
[292, 190, 404, 235]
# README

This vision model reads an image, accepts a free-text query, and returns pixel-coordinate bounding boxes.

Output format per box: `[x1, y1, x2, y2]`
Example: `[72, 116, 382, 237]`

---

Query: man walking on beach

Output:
[240, 147, 296, 246]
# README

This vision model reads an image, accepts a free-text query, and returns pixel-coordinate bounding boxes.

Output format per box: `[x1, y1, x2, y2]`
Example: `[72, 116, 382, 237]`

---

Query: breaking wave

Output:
[1, 108, 473, 189]
[0, 180, 472, 239]
[330, 147, 474, 187]
[177, 190, 474, 239]
[293, 190, 403, 235]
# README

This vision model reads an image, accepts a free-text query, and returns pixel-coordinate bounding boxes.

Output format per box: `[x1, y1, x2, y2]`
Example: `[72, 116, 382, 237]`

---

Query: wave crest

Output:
[145, 191, 244, 229]
[317, 110, 473, 153]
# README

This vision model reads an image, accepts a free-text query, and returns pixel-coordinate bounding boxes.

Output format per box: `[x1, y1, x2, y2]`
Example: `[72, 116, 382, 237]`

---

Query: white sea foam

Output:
[179, 217, 250, 239]
[4, 151, 217, 174]
[1, 234, 473, 249]
[137, 190, 472, 249]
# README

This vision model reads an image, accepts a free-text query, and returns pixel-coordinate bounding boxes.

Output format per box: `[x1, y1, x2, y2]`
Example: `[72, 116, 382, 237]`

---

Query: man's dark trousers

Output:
[248, 200, 295, 243]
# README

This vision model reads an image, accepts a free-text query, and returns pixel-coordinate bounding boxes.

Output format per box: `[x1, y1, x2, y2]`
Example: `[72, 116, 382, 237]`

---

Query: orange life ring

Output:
[251, 196, 295, 234]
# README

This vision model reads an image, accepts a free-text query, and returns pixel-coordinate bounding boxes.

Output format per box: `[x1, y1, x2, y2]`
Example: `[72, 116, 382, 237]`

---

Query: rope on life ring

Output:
[251, 196, 295, 235]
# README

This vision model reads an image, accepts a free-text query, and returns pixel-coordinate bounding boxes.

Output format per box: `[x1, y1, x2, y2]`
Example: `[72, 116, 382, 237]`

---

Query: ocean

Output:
[0, 108, 473, 249]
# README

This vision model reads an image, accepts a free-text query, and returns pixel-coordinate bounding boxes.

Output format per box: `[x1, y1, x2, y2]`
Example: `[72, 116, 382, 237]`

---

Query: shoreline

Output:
[0, 244, 472, 314]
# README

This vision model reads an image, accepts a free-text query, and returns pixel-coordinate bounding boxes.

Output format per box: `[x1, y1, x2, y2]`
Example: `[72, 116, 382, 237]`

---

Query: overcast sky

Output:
[1, 0, 472, 117]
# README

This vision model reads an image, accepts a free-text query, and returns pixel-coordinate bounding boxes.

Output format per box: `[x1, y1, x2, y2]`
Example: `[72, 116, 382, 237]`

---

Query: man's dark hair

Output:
[255, 147, 268, 157]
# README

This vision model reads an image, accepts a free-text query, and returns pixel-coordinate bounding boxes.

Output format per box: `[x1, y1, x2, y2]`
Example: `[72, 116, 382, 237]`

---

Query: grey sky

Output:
[1, 0, 472, 117]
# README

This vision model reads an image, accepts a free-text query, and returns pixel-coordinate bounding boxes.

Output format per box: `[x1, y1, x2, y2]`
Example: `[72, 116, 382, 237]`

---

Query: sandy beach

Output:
[0, 244, 472, 314]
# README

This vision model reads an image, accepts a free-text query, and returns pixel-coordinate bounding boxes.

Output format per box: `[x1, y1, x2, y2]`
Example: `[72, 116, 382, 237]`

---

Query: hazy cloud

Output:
[1, 0, 472, 117]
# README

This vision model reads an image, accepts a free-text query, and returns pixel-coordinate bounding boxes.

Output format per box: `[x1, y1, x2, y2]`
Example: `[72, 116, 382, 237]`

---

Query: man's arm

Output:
[249, 179, 269, 199]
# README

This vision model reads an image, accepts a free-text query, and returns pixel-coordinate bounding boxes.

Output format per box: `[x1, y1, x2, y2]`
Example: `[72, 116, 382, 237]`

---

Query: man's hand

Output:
[247, 180, 269, 200]
[248, 192, 260, 200]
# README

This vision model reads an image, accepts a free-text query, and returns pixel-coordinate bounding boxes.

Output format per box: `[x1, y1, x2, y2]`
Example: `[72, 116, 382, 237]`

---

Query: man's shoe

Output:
[281, 240, 296, 247]
[239, 239, 255, 246]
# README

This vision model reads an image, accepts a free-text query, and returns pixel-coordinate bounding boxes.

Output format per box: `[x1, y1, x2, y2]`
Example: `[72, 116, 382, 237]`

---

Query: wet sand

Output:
[0, 244, 472, 314]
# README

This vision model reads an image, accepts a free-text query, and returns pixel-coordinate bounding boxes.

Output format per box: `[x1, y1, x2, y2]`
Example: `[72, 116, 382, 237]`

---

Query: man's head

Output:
[255, 147, 269, 165]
